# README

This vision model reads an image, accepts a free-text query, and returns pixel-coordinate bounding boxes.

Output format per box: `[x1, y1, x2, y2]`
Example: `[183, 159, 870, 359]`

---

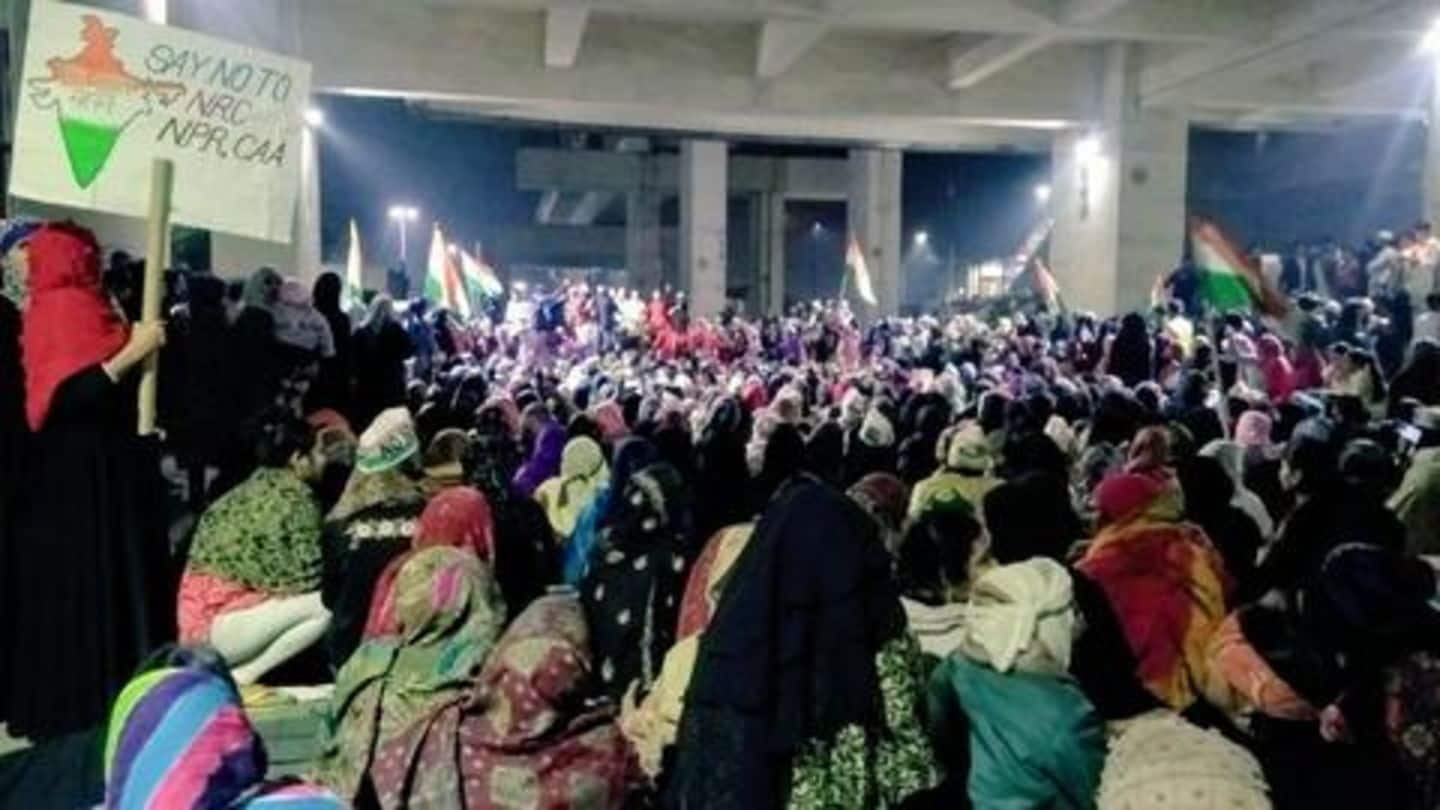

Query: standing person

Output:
[220, 266, 284, 493]
[352, 295, 412, 432]
[309, 271, 355, 419]
[0, 218, 36, 730]
[4, 223, 171, 740]
[168, 274, 234, 510]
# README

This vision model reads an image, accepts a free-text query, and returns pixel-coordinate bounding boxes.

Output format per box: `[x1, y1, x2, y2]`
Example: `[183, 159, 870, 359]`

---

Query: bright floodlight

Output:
[1423, 19, 1440, 53]
[1034, 183, 1052, 203]
[914, 230, 929, 247]
[304, 107, 325, 128]
[388, 205, 419, 221]
[1075, 134, 1101, 163]
[811, 222, 823, 234]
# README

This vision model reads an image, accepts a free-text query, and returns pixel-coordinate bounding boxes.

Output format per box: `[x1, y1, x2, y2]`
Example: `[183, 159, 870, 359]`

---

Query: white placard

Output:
[10, 4, 312, 243]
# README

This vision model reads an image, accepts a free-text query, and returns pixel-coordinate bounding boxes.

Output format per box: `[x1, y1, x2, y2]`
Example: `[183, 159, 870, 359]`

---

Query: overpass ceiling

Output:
[173, 0, 1437, 143]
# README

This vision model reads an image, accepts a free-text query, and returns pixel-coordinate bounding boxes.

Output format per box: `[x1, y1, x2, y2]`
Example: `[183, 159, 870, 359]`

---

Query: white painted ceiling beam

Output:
[756, 19, 828, 79]
[1140, 0, 1401, 107]
[944, 0, 1133, 90]
[1056, 0, 1133, 25]
[544, 6, 590, 68]
[946, 34, 1054, 90]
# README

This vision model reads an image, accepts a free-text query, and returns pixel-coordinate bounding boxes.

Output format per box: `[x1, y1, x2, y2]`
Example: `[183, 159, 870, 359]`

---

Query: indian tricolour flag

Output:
[425, 224, 471, 319]
[458, 248, 504, 301]
[845, 236, 879, 306]
[344, 218, 364, 310]
[1190, 217, 1288, 317]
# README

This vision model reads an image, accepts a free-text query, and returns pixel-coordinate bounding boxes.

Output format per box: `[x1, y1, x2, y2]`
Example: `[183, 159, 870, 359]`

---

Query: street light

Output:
[303, 107, 325, 128]
[388, 205, 420, 264]
[1034, 183, 1052, 204]
[913, 230, 929, 247]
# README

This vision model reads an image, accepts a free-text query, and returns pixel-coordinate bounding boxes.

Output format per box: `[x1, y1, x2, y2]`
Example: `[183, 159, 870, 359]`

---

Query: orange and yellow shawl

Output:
[1079, 472, 1233, 710]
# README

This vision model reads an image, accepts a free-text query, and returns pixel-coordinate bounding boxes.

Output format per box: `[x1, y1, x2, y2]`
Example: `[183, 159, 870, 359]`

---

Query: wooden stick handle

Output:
[137, 158, 174, 436]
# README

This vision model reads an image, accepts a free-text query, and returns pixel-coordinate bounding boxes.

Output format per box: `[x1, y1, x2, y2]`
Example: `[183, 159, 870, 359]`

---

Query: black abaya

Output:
[4, 366, 172, 741]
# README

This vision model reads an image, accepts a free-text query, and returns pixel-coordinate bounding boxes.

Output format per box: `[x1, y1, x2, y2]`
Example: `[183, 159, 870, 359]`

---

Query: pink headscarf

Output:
[589, 400, 628, 444]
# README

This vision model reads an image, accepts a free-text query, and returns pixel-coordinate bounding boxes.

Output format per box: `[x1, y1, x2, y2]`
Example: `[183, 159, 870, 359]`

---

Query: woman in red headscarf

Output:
[2, 223, 170, 741]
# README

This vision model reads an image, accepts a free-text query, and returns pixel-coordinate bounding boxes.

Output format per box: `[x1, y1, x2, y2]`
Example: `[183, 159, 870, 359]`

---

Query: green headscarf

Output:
[188, 467, 324, 594]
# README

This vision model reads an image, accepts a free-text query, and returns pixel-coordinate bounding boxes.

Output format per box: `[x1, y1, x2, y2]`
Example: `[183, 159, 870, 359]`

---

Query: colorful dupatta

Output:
[371, 594, 635, 810]
[317, 547, 504, 800]
[105, 666, 343, 809]
[363, 486, 497, 639]
[1079, 473, 1233, 710]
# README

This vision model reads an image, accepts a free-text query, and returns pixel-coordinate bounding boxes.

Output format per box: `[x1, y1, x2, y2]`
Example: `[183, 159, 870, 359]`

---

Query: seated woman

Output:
[317, 546, 505, 803]
[895, 496, 984, 661]
[105, 647, 345, 808]
[535, 434, 610, 542]
[362, 485, 499, 640]
[319, 407, 428, 671]
[984, 473, 1158, 721]
[1097, 711, 1270, 810]
[177, 411, 331, 685]
[564, 437, 659, 584]
[621, 521, 754, 779]
[371, 592, 637, 810]
[580, 462, 692, 704]
[907, 425, 999, 520]
[668, 482, 936, 809]
[1077, 470, 1233, 713]
[927, 558, 1107, 810]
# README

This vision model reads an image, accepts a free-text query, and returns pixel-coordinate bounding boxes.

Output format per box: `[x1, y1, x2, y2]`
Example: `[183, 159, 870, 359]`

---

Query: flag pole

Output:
[137, 158, 174, 436]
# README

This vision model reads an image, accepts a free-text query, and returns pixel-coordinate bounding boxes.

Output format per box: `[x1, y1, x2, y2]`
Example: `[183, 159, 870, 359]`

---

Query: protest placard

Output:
[10, 4, 311, 243]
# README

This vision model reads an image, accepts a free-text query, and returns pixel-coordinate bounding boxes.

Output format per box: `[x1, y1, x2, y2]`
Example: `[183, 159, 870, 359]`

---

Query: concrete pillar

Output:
[1050, 44, 1188, 315]
[625, 188, 663, 294]
[679, 140, 728, 318]
[764, 192, 786, 314]
[847, 148, 902, 317]
[1426, 66, 1440, 229]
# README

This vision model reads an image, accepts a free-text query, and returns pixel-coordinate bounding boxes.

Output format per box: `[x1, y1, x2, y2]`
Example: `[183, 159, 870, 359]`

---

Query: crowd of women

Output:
[3, 216, 1440, 809]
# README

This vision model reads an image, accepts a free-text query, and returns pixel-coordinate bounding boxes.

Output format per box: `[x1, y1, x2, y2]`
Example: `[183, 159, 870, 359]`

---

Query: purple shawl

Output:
[513, 423, 566, 497]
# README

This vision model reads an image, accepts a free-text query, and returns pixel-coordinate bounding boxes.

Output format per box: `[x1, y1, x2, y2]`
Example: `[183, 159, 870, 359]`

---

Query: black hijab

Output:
[668, 481, 904, 809]
[580, 462, 694, 703]
[467, 406, 558, 619]
[694, 398, 752, 540]
[803, 422, 846, 486]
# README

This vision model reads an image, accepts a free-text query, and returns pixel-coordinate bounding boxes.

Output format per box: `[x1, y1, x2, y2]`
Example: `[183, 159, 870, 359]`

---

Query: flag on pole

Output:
[459, 247, 504, 301]
[1150, 271, 1168, 309]
[1032, 257, 1061, 311]
[425, 224, 471, 319]
[1190, 216, 1288, 317]
[344, 218, 364, 310]
[845, 236, 879, 306]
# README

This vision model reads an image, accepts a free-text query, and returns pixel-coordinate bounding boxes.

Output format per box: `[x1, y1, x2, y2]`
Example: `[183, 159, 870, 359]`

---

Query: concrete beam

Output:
[1056, 0, 1133, 25]
[1140, 0, 1401, 107]
[946, 34, 1053, 90]
[756, 19, 827, 79]
[515, 148, 853, 199]
[544, 6, 590, 68]
[181, 0, 1095, 141]
[944, 0, 1132, 91]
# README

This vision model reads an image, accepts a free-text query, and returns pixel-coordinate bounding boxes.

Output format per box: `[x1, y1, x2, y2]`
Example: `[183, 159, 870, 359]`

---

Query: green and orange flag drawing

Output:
[27, 14, 183, 188]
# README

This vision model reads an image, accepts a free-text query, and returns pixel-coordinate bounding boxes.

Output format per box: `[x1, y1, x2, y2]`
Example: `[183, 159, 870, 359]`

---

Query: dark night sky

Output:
[316, 95, 1427, 287]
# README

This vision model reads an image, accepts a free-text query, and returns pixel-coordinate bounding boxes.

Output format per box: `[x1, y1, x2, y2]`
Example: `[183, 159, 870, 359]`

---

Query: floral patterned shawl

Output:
[371, 593, 635, 810]
[316, 547, 504, 800]
[187, 467, 324, 594]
